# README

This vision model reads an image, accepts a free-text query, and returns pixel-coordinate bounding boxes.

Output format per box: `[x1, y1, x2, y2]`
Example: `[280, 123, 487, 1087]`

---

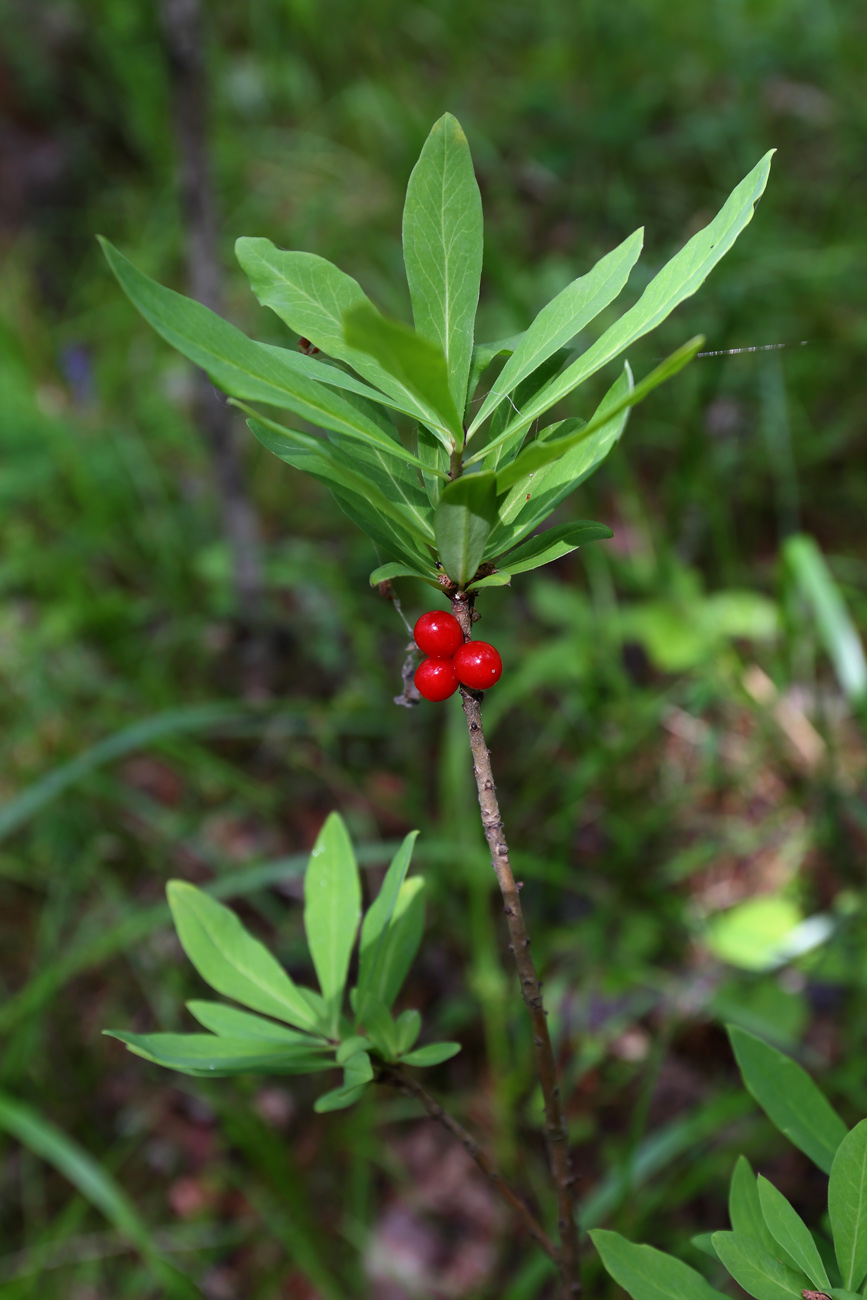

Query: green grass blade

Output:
[0, 1090, 201, 1298]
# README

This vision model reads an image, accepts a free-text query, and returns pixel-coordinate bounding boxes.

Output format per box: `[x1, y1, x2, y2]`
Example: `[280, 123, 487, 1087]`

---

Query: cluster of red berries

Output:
[412, 611, 503, 702]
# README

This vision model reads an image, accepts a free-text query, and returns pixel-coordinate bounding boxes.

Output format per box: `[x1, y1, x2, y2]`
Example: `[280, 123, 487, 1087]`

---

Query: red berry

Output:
[413, 610, 464, 659]
[414, 657, 459, 702]
[453, 641, 502, 690]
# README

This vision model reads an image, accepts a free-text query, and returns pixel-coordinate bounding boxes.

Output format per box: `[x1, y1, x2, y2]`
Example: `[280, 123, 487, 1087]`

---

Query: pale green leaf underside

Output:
[403, 112, 483, 413]
[491, 150, 774, 445]
[829, 1119, 867, 1290]
[591, 1229, 728, 1300]
[167, 880, 323, 1033]
[368, 561, 439, 587]
[492, 521, 613, 575]
[468, 226, 644, 434]
[304, 812, 361, 1017]
[728, 1025, 848, 1174]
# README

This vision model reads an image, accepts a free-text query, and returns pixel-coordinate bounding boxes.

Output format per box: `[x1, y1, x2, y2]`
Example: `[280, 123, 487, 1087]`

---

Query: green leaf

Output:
[235, 237, 426, 419]
[483, 364, 633, 556]
[692, 1234, 720, 1261]
[99, 239, 433, 471]
[467, 333, 524, 400]
[489, 150, 774, 442]
[342, 1051, 374, 1089]
[712, 1231, 807, 1300]
[358, 831, 420, 1001]
[492, 335, 703, 489]
[336, 1037, 370, 1065]
[434, 472, 499, 587]
[314, 1082, 368, 1113]
[400, 1042, 461, 1067]
[105, 1031, 332, 1077]
[369, 561, 439, 587]
[758, 1175, 830, 1288]
[394, 1009, 422, 1055]
[417, 424, 450, 505]
[467, 570, 512, 590]
[468, 227, 644, 434]
[590, 1228, 728, 1300]
[784, 534, 867, 704]
[363, 877, 426, 1011]
[343, 304, 463, 445]
[402, 112, 483, 414]
[729, 1156, 778, 1256]
[728, 1025, 848, 1173]
[304, 813, 361, 1026]
[490, 521, 613, 575]
[167, 880, 325, 1033]
[245, 413, 435, 570]
[0, 1089, 200, 1299]
[829, 1118, 867, 1290]
[186, 1001, 325, 1045]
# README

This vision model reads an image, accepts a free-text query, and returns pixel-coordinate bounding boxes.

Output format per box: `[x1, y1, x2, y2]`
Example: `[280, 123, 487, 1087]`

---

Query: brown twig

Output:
[381, 1063, 557, 1261]
[450, 591, 581, 1299]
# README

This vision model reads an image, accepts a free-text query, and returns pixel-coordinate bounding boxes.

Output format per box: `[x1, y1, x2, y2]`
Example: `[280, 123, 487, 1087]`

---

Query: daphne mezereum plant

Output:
[103, 115, 783, 1296]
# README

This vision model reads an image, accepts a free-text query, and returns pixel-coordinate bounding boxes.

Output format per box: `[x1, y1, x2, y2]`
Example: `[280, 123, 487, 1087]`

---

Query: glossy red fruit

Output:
[453, 641, 502, 690]
[414, 657, 460, 702]
[413, 610, 464, 659]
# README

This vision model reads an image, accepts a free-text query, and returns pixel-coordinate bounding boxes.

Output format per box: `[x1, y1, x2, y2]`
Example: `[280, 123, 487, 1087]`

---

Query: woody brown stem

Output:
[451, 592, 581, 1299]
[382, 1064, 557, 1260]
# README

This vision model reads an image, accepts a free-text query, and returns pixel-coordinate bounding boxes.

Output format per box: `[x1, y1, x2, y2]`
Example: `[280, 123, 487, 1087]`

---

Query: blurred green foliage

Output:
[1, 0, 867, 1296]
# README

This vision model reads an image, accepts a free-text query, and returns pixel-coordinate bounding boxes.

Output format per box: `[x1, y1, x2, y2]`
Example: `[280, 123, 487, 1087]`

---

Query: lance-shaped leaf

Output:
[357, 832, 419, 1006]
[729, 1156, 778, 1255]
[757, 1177, 828, 1288]
[358, 877, 426, 1012]
[491, 335, 703, 490]
[403, 113, 483, 413]
[304, 813, 361, 1028]
[400, 1042, 461, 1067]
[344, 304, 463, 446]
[246, 414, 435, 570]
[728, 1025, 848, 1174]
[236, 238, 426, 418]
[468, 227, 644, 435]
[186, 1001, 325, 1045]
[105, 1031, 333, 1077]
[591, 1229, 729, 1300]
[394, 1009, 422, 1056]
[489, 150, 774, 444]
[100, 239, 437, 474]
[712, 1231, 807, 1300]
[483, 520, 613, 578]
[167, 881, 325, 1033]
[435, 472, 499, 587]
[369, 561, 440, 588]
[829, 1118, 867, 1291]
[482, 364, 633, 557]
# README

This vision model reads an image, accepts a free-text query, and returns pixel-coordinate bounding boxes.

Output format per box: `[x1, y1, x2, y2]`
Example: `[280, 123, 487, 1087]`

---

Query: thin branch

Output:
[450, 592, 581, 1299]
[381, 1063, 557, 1261]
